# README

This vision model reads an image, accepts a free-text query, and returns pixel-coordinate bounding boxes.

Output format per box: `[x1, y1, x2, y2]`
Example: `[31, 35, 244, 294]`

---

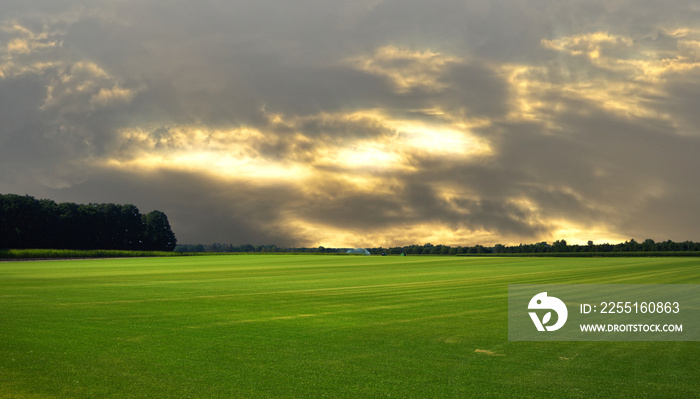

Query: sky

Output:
[1, 0, 700, 248]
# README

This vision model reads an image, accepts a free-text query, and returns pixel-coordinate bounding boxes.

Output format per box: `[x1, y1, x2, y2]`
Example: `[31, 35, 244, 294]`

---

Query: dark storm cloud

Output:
[437, 62, 510, 119]
[2, 0, 700, 245]
[43, 167, 310, 247]
[489, 87, 700, 242]
[662, 73, 700, 134]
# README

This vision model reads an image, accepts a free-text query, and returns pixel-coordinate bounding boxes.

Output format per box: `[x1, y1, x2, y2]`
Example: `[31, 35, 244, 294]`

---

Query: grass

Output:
[0, 255, 698, 398]
[0, 249, 186, 259]
[0, 249, 367, 259]
[456, 251, 700, 257]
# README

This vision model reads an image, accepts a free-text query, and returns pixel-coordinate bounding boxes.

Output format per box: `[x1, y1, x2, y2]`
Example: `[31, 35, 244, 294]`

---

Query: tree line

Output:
[0, 194, 177, 251]
[175, 243, 344, 253]
[175, 240, 700, 256]
[367, 239, 700, 255]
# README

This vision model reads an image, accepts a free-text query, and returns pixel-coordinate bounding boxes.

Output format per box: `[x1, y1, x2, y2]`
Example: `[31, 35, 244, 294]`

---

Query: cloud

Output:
[0, 18, 139, 187]
[348, 46, 462, 93]
[2, 1, 700, 246]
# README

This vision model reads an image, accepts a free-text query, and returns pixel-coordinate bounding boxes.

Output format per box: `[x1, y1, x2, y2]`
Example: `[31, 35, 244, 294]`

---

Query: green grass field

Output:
[0, 249, 187, 260]
[1, 255, 698, 398]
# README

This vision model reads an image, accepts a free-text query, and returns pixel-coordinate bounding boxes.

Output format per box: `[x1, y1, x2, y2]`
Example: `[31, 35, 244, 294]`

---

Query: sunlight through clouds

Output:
[109, 109, 493, 181]
[293, 219, 508, 249]
[541, 30, 700, 82]
[393, 122, 492, 157]
[347, 45, 461, 93]
[3, 1, 700, 246]
[104, 153, 312, 182]
[549, 220, 629, 246]
[505, 28, 700, 126]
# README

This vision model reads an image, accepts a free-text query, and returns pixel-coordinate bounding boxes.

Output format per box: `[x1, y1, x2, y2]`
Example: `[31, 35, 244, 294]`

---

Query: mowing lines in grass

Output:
[0, 256, 698, 398]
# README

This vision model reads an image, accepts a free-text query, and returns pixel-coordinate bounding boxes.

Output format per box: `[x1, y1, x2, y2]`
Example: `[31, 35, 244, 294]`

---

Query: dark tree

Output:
[0, 194, 176, 251]
[142, 210, 177, 251]
[0, 194, 45, 248]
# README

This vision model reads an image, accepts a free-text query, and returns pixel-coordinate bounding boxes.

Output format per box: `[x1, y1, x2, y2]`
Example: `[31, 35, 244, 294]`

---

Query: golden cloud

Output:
[347, 45, 462, 93]
[41, 61, 138, 112]
[0, 23, 62, 79]
[2, 23, 61, 55]
[90, 85, 137, 107]
[0, 22, 138, 113]
[107, 107, 493, 186]
[541, 31, 700, 82]
[503, 28, 700, 125]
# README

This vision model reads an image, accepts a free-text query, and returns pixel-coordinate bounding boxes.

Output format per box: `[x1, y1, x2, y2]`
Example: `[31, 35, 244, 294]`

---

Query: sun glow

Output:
[292, 220, 507, 249]
[105, 151, 313, 182]
[548, 220, 629, 246]
[330, 144, 405, 170]
[392, 122, 492, 157]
